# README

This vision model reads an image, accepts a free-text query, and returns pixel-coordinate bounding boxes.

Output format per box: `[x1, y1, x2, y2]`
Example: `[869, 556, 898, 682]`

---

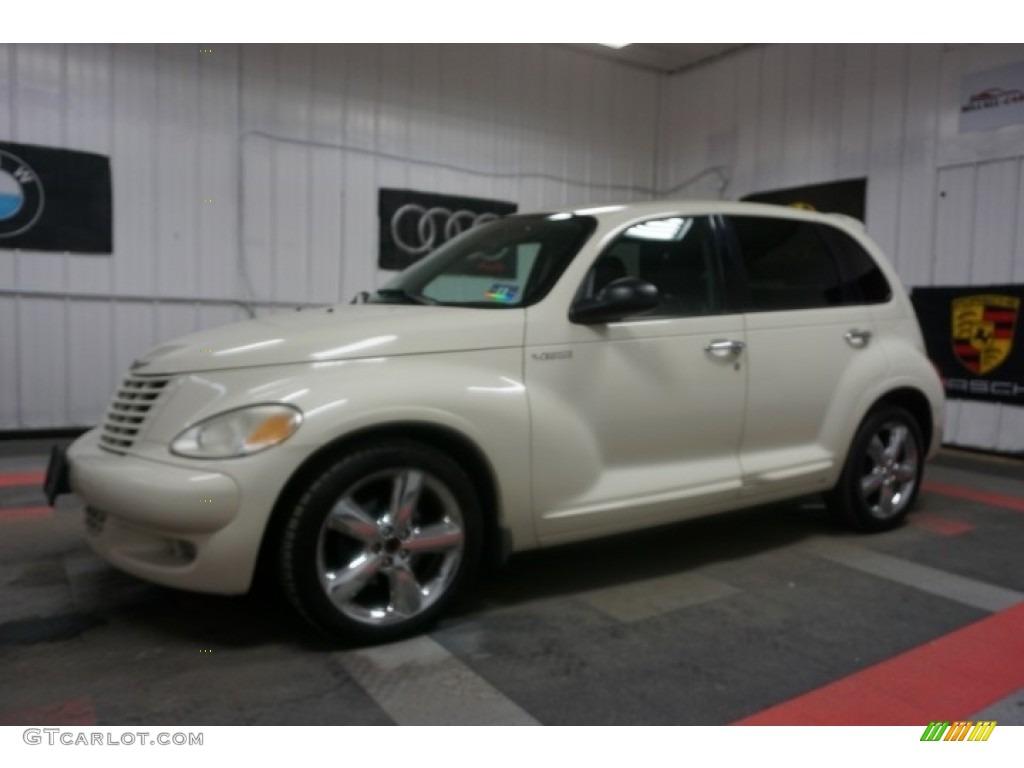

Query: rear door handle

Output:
[704, 339, 746, 358]
[844, 329, 872, 349]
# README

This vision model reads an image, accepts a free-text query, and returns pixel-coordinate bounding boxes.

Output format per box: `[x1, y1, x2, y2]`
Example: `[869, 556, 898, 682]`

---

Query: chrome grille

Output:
[99, 374, 172, 453]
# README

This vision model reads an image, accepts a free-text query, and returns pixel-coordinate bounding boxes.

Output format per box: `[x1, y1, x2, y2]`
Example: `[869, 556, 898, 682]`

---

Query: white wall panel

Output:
[13, 45, 65, 293]
[270, 140, 311, 303]
[0, 299, 17, 428]
[111, 45, 159, 298]
[196, 44, 239, 302]
[67, 301, 115, 425]
[65, 44, 114, 296]
[18, 298, 67, 427]
[308, 148, 344, 305]
[754, 45, 786, 193]
[155, 45, 200, 301]
[971, 159, 1019, 284]
[0, 47, 17, 294]
[864, 45, 908, 260]
[837, 45, 873, 182]
[240, 135, 273, 303]
[659, 42, 1024, 451]
[0, 46, 13, 136]
[156, 304, 200, 346]
[933, 165, 977, 285]
[111, 304, 156, 382]
[895, 45, 942, 285]
[807, 44, 842, 184]
[1, 43, 658, 428]
[780, 44, 814, 189]
[730, 48, 762, 200]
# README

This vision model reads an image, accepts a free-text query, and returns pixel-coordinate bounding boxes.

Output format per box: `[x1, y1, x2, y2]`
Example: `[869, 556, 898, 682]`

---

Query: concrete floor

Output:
[1, 438, 1022, 726]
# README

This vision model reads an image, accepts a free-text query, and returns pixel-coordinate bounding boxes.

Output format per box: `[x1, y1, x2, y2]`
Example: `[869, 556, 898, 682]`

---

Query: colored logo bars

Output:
[920, 721, 997, 742]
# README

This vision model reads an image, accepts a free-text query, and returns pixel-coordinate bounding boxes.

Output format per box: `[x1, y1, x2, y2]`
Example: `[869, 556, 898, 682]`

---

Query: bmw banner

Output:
[378, 188, 516, 270]
[910, 284, 1024, 405]
[0, 140, 112, 254]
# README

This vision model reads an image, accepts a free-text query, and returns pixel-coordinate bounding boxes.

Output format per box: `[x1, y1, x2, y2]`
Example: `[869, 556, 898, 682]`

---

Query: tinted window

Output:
[729, 216, 844, 311]
[580, 216, 722, 318]
[818, 224, 892, 304]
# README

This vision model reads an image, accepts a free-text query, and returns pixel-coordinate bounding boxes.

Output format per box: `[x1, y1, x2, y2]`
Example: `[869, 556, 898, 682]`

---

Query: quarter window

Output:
[817, 224, 892, 304]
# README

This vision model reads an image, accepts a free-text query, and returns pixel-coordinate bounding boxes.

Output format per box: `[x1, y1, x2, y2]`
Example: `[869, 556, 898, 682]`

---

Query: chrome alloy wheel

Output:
[859, 420, 920, 520]
[315, 468, 465, 627]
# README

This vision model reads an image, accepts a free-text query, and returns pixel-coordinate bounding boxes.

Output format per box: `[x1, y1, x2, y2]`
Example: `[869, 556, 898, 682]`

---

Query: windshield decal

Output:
[484, 283, 520, 303]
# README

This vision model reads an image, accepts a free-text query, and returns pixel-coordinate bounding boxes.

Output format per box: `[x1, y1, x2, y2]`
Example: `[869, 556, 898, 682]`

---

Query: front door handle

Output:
[844, 329, 872, 349]
[704, 339, 746, 358]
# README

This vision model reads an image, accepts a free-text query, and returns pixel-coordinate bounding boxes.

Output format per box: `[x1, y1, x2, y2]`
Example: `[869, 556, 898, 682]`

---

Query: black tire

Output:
[279, 440, 482, 643]
[826, 405, 925, 532]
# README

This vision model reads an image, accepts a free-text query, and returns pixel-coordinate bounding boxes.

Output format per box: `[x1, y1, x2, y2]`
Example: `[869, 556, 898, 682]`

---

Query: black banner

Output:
[0, 140, 112, 254]
[378, 188, 516, 271]
[742, 178, 867, 222]
[910, 284, 1024, 405]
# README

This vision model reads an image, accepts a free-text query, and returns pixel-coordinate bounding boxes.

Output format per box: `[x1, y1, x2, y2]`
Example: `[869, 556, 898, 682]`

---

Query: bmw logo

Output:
[0, 149, 44, 238]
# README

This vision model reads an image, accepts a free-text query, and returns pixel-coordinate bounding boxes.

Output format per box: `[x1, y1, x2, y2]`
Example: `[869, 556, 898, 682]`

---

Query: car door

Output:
[723, 214, 891, 499]
[525, 214, 748, 544]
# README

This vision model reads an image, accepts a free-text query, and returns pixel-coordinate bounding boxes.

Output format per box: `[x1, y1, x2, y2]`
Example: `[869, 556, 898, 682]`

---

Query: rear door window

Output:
[726, 216, 890, 311]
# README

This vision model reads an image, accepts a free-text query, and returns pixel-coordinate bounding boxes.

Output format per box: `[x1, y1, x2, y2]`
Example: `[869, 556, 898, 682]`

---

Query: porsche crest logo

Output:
[952, 294, 1019, 375]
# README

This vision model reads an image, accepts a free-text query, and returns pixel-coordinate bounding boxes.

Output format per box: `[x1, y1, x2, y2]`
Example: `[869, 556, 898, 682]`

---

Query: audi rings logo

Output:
[0, 149, 45, 238]
[378, 189, 517, 270]
[390, 205, 498, 256]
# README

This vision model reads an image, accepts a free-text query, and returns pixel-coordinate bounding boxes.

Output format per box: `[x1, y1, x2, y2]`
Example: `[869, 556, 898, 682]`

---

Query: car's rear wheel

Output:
[279, 440, 481, 643]
[827, 405, 924, 532]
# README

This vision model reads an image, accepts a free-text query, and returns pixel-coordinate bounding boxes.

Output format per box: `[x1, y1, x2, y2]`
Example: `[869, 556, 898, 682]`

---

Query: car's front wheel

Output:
[827, 405, 924, 532]
[279, 440, 481, 643]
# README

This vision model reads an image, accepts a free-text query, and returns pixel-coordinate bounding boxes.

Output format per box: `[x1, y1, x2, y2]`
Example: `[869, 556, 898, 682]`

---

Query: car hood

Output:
[130, 304, 525, 374]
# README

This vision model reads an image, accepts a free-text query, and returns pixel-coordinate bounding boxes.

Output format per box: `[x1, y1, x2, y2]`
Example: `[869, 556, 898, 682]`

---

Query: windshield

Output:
[371, 214, 596, 308]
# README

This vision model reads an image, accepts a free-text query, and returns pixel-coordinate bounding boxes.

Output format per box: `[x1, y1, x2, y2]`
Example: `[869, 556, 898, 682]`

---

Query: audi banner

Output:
[0, 140, 113, 254]
[378, 188, 517, 270]
[910, 284, 1024, 405]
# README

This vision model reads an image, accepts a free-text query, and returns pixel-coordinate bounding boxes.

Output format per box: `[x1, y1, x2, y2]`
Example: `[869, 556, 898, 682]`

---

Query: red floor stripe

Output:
[733, 602, 1024, 725]
[911, 513, 975, 537]
[0, 471, 45, 488]
[0, 696, 97, 726]
[0, 506, 53, 521]
[924, 480, 1024, 513]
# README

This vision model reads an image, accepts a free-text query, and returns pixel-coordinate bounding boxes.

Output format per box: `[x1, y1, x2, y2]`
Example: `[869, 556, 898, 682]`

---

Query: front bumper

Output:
[66, 428, 265, 594]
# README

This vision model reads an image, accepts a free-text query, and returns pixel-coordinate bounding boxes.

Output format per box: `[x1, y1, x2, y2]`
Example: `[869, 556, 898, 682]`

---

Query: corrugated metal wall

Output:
[0, 44, 659, 428]
[5, 43, 1024, 451]
[659, 43, 1024, 452]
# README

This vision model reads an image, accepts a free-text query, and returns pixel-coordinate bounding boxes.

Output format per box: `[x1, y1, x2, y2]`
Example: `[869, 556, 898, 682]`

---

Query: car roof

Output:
[521, 199, 867, 235]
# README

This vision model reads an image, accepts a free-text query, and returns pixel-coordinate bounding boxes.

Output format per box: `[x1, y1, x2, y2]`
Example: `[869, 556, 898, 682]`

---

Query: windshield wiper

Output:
[373, 288, 438, 306]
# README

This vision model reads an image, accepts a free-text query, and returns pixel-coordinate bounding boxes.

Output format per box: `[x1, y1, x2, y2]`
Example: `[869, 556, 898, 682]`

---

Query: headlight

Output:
[170, 404, 303, 459]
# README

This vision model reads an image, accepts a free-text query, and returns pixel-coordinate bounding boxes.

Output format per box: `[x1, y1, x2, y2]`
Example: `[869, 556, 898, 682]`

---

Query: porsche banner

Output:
[910, 285, 1024, 405]
[0, 140, 112, 254]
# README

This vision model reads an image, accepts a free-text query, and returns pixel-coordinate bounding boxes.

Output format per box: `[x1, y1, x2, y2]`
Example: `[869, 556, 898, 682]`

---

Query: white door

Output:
[724, 214, 890, 497]
[525, 215, 747, 544]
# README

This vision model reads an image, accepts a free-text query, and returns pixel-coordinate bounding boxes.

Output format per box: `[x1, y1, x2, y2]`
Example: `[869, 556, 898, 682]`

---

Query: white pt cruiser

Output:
[46, 201, 945, 643]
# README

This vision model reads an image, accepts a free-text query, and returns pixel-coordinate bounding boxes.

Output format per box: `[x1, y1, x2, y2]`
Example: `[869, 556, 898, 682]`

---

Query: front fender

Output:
[140, 349, 534, 550]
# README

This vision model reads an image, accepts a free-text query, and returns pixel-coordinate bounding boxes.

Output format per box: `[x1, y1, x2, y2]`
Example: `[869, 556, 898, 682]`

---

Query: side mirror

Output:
[569, 276, 660, 324]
